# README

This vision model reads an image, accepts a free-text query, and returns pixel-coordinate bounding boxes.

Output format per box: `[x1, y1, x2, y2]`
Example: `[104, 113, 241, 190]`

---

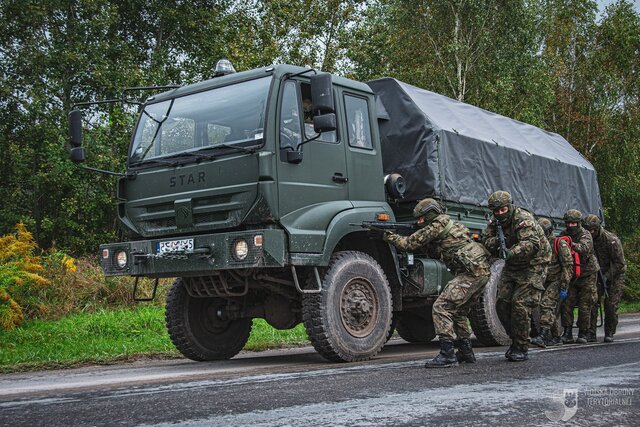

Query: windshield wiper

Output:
[129, 158, 179, 168]
[165, 151, 217, 162]
[214, 143, 258, 154]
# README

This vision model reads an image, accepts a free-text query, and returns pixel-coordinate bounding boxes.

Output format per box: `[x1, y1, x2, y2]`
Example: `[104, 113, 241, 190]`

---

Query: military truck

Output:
[68, 62, 602, 362]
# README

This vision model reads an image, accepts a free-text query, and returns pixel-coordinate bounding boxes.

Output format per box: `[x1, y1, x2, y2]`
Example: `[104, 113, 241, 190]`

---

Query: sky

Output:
[596, 0, 640, 17]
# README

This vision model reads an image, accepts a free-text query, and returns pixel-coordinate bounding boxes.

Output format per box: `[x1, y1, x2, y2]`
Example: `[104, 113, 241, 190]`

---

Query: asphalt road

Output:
[1, 314, 640, 427]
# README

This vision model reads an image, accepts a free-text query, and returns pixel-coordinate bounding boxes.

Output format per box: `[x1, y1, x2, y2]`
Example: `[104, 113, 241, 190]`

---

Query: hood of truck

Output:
[119, 153, 260, 238]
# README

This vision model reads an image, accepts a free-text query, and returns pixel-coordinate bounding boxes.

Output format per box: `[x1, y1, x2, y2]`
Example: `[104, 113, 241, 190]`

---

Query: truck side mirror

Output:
[286, 150, 303, 164]
[69, 110, 83, 147]
[313, 113, 336, 133]
[70, 146, 86, 163]
[310, 74, 335, 114]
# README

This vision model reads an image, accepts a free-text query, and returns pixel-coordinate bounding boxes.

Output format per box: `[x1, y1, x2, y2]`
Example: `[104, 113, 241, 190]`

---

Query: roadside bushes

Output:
[0, 224, 161, 331]
[622, 233, 640, 303]
[0, 224, 49, 330]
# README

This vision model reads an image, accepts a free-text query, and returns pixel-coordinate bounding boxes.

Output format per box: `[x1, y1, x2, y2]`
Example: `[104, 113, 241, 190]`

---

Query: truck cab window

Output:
[280, 81, 302, 151]
[345, 94, 373, 149]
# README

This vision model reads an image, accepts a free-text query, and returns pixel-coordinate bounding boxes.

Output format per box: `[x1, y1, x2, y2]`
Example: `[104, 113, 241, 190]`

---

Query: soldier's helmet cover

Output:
[563, 209, 582, 235]
[488, 190, 513, 222]
[583, 214, 601, 230]
[583, 214, 602, 237]
[537, 217, 554, 238]
[413, 198, 443, 224]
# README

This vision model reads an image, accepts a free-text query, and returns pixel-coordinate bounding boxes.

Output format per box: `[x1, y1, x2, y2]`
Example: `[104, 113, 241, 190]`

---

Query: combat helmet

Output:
[488, 190, 513, 222]
[563, 209, 582, 223]
[583, 214, 601, 230]
[537, 217, 554, 238]
[583, 214, 602, 237]
[563, 209, 582, 235]
[413, 198, 444, 224]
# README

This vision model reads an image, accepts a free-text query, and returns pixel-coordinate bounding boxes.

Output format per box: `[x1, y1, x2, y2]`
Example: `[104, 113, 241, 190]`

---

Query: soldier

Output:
[530, 218, 573, 348]
[583, 214, 626, 343]
[559, 210, 599, 344]
[482, 191, 551, 361]
[383, 198, 491, 368]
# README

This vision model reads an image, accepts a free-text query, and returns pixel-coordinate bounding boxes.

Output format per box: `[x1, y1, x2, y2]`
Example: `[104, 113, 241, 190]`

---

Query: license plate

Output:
[157, 238, 194, 254]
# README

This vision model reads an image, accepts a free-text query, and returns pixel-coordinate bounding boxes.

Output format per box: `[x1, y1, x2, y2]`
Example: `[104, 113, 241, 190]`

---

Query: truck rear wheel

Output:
[469, 260, 511, 346]
[302, 251, 393, 362]
[165, 278, 252, 361]
[396, 311, 436, 343]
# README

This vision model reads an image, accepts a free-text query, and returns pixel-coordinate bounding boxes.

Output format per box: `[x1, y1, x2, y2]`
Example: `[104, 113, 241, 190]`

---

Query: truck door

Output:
[277, 79, 350, 253]
[341, 92, 385, 202]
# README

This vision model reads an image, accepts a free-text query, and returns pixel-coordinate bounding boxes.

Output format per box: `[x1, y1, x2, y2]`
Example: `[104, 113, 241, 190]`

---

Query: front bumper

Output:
[99, 229, 287, 277]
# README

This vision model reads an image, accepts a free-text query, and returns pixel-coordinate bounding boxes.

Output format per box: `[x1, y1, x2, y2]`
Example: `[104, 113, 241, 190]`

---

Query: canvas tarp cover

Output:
[367, 78, 602, 220]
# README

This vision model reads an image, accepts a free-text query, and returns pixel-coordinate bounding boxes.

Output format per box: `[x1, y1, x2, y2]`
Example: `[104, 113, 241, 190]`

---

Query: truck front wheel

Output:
[165, 278, 252, 361]
[302, 251, 393, 362]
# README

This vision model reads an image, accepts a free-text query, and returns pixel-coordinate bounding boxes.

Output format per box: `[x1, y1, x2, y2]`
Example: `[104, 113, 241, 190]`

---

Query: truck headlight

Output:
[115, 250, 128, 268]
[233, 239, 249, 261]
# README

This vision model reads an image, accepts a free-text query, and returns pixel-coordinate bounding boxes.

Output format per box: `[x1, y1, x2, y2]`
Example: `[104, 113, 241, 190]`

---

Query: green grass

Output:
[619, 301, 640, 314]
[0, 305, 308, 373]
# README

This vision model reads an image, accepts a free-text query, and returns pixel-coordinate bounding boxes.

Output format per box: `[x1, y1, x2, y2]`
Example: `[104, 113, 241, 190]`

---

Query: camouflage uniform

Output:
[585, 216, 626, 339]
[483, 202, 551, 354]
[385, 214, 491, 341]
[560, 213, 599, 340]
[540, 230, 573, 338]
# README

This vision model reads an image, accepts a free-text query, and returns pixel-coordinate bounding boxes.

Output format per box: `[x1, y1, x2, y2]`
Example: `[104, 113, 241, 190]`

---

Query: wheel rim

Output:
[197, 299, 232, 335]
[340, 277, 379, 338]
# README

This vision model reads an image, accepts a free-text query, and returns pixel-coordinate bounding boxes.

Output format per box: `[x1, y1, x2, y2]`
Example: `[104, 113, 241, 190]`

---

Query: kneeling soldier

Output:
[384, 198, 491, 368]
[530, 218, 573, 347]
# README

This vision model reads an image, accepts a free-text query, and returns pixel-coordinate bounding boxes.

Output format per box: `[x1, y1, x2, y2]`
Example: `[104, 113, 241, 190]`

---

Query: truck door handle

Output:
[332, 173, 348, 183]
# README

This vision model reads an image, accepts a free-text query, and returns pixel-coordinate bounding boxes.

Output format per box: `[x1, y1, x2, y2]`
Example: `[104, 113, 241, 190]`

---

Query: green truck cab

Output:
[68, 62, 602, 362]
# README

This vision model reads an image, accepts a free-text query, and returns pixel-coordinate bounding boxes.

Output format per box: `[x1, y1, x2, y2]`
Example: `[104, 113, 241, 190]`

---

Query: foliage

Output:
[0, 0, 638, 273]
[0, 224, 49, 330]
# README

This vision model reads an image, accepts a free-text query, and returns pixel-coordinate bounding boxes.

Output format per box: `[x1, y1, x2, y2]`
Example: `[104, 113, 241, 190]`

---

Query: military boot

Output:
[547, 335, 563, 347]
[505, 344, 515, 359]
[587, 331, 597, 343]
[531, 327, 550, 348]
[425, 339, 459, 368]
[604, 333, 614, 343]
[576, 330, 588, 344]
[507, 348, 529, 362]
[454, 338, 476, 363]
[561, 327, 574, 344]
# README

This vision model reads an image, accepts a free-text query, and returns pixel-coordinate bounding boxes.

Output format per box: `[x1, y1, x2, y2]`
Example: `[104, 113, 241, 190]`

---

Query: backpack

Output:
[554, 236, 581, 279]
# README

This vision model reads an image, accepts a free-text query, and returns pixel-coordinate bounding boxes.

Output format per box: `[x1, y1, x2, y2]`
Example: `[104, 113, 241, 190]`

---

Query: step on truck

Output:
[68, 61, 602, 362]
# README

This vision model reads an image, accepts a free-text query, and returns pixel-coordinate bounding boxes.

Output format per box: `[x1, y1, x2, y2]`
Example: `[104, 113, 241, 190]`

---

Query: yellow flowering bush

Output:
[0, 224, 49, 330]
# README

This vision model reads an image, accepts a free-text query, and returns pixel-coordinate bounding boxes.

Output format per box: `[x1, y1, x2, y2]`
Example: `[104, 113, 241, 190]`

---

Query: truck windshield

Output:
[129, 76, 271, 164]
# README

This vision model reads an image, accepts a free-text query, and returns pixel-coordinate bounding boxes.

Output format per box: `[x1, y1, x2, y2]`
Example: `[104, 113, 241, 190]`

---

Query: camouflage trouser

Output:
[496, 265, 546, 352]
[432, 270, 490, 340]
[539, 279, 562, 337]
[589, 273, 625, 336]
[561, 273, 597, 332]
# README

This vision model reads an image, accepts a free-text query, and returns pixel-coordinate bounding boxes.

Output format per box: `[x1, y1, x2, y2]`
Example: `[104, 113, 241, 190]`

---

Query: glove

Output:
[559, 289, 568, 300]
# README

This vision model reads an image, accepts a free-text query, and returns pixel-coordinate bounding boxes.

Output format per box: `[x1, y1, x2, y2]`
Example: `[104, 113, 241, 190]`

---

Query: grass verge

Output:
[0, 305, 308, 373]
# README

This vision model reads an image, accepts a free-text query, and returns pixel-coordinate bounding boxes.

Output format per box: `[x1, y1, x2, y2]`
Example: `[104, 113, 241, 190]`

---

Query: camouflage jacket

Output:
[482, 207, 551, 269]
[593, 228, 626, 287]
[560, 226, 599, 276]
[384, 214, 490, 276]
[548, 236, 573, 292]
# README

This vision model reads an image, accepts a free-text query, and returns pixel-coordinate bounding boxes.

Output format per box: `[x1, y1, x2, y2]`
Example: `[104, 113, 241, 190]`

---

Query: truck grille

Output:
[130, 192, 250, 237]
